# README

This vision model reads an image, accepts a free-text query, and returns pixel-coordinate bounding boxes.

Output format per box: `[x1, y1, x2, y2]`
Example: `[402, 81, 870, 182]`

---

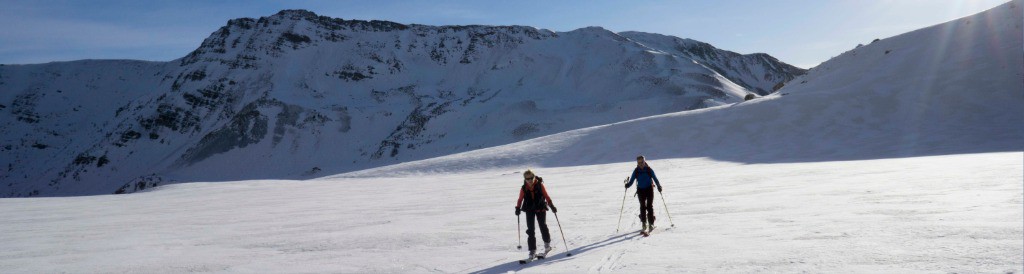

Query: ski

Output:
[519, 246, 554, 263]
[641, 225, 656, 237]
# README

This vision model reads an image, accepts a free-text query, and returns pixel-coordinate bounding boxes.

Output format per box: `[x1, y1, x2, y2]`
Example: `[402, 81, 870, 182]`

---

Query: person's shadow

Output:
[467, 231, 642, 274]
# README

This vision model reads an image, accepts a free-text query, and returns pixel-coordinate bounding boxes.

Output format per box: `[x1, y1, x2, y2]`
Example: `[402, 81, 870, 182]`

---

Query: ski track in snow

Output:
[0, 152, 1020, 273]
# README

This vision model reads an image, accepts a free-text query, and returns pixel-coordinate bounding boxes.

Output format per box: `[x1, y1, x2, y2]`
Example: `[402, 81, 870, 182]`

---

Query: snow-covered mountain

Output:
[0, 2, 1020, 272]
[620, 31, 804, 95]
[339, 0, 1023, 176]
[0, 10, 804, 197]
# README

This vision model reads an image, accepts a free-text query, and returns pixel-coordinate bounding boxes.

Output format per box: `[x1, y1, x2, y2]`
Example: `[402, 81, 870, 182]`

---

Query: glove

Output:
[657, 185, 663, 192]
[549, 205, 557, 213]
[624, 183, 629, 189]
[515, 207, 521, 216]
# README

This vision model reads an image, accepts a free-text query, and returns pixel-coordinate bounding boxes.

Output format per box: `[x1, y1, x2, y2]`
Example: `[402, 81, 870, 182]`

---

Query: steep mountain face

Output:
[0, 10, 804, 197]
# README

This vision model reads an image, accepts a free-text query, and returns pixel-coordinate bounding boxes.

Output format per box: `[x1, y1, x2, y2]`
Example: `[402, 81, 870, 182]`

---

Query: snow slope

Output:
[0, 1, 1021, 273]
[0, 10, 803, 197]
[342, 0, 1023, 176]
[620, 31, 804, 95]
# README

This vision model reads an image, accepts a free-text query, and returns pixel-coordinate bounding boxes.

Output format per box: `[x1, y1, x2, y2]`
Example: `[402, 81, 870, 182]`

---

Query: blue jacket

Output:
[626, 166, 661, 189]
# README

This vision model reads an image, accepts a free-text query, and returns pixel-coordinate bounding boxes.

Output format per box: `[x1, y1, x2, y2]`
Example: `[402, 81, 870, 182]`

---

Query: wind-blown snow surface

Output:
[0, 153, 1020, 273]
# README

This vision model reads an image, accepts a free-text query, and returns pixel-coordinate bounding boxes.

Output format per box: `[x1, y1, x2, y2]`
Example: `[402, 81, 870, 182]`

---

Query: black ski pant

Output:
[637, 187, 656, 225]
[525, 210, 551, 251]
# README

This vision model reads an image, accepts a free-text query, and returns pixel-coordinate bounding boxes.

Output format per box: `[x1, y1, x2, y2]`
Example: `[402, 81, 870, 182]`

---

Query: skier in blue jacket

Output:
[625, 155, 662, 233]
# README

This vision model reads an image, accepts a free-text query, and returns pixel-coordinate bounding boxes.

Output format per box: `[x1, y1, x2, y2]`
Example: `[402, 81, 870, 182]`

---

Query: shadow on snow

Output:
[468, 231, 642, 274]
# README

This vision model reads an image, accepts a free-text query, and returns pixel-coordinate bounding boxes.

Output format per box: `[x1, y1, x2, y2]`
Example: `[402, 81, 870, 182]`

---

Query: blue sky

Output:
[0, 0, 1007, 68]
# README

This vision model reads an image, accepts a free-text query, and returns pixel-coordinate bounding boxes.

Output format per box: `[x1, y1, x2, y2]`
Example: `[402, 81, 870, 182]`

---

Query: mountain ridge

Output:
[0, 9, 805, 197]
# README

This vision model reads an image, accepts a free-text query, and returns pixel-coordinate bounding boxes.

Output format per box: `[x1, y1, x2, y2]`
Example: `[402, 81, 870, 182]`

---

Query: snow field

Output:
[0, 152, 1019, 273]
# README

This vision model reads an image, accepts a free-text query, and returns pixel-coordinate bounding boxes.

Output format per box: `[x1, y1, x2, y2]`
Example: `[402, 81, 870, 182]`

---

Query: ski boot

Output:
[519, 250, 537, 264]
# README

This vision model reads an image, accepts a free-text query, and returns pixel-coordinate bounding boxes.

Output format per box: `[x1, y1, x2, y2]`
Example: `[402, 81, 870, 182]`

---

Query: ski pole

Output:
[553, 212, 572, 256]
[615, 177, 628, 233]
[517, 214, 522, 249]
[658, 191, 675, 227]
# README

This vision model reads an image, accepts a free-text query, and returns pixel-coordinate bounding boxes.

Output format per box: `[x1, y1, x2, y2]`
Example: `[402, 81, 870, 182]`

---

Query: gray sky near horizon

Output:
[0, 0, 1008, 68]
